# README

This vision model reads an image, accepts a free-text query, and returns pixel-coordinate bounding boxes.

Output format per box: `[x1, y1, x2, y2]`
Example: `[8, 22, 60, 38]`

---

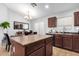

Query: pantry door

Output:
[34, 22, 45, 35]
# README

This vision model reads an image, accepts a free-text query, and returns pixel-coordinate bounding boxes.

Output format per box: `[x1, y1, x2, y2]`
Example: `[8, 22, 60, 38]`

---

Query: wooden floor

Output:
[53, 47, 79, 56]
[0, 46, 10, 56]
[0, 46, 79, 56]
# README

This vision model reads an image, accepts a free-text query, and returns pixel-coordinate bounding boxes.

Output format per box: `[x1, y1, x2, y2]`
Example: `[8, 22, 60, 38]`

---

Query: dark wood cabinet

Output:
[55, 34, 62, 48]
[26, 40, 45, 55]
[11, 36, 52, 56]
[54, 33, 79, 53]
[29, 47, 45, 56]
[73, 35, 79, 52]
[48, 17, 57, 27]
[74, 12, 79, 26]
[45, 38, 52, 56]
[30, 38, 53, 56]
[63, 35, 73, 50]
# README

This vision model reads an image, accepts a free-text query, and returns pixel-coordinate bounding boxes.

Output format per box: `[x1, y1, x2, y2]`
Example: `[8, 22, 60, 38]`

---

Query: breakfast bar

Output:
[10, 35, 52, 56]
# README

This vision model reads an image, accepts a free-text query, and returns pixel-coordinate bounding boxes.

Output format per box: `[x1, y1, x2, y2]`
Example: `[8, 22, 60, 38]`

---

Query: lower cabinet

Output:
[73, 35, 79, 52]
[55, 34, 62, 47]
[29, 38, 53, 56]
[46, 42, 52, 56]
[63, 35, 73, 50]
[11, 37, 53, 56]
[55, 34, 79, 53]
[28, 37, 53, 56]
[29, 47, 45, 56]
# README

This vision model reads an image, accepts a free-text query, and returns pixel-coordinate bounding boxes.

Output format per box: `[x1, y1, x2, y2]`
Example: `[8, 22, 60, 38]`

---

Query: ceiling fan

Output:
[30, 3, 37, 7]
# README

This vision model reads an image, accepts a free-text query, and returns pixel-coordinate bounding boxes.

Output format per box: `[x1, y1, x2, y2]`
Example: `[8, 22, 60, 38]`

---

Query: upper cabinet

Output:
[74, 12, 79, 26]
[48, 17, 57, 27]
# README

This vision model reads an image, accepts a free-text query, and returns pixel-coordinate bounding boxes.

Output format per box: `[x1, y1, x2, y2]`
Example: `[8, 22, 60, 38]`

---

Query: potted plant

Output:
[0, 21, 10, 33]
[0, 21, 10, 38]
[0, 21, 10, 29]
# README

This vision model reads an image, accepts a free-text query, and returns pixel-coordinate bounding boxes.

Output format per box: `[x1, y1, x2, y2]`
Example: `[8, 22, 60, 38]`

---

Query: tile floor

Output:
[0, 46, 79, 56]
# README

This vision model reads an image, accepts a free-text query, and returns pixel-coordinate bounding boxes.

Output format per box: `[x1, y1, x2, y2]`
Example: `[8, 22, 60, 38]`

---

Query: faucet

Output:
[63, 26, 66, 33]
[48, 29, 52, 33]
[78, 29, 79, 34]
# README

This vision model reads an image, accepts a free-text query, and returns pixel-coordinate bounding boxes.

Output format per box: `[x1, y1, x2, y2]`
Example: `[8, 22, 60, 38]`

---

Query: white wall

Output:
[34, 22, 45, 35]
[0, 4, 30, 44]
[0, 3, 79, 43]
[8, 10, 30, 36]
[0, 4, 9, 44]
[30, 8, 79, 34]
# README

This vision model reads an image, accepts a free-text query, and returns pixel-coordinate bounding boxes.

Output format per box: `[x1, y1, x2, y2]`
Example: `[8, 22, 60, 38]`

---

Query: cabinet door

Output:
[74, 12, 79, 26]
[63, 35, 72, 50]
[73, 35, 79, 52]
[26, 40, 45, 55]
[55, 34, 62, 47]
[48, 17, 57, 27]
[29, 47, 45, 56]
[46, 42, 52, 56]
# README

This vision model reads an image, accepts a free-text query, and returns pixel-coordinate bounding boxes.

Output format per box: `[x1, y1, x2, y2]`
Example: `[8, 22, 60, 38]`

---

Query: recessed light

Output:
[45, 5, 49, 9]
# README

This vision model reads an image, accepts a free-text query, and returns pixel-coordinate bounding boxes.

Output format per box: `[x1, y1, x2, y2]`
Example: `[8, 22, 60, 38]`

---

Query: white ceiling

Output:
[4, 3, 79, 20]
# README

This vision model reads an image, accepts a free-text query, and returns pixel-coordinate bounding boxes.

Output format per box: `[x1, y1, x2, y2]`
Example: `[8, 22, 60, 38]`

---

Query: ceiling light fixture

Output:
[24, 9, 32, 20]
[24, 3, 37, 20]
[45, 5, 49, 9]
[24, 4, 33, 20]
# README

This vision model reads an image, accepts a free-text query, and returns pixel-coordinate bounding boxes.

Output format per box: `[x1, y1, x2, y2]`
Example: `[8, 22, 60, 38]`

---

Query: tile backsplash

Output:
[48, 26, 79, 33]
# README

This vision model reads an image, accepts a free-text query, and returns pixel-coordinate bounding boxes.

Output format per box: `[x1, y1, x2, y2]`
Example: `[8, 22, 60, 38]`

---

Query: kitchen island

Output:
[10, 35, 52, 56]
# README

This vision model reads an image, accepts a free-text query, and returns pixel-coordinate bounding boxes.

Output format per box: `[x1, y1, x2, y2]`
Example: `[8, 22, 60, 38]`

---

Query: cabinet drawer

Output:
[28, 47, 45, 56]
[45, 37, 52, 44]
[25, 40, 45, 55]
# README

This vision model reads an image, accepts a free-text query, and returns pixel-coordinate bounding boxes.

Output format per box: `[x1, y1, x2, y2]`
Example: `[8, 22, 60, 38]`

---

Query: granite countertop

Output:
[11, 35, 51, 46]
[46, 32, 79, 35]
[55, 33, 79, 35]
